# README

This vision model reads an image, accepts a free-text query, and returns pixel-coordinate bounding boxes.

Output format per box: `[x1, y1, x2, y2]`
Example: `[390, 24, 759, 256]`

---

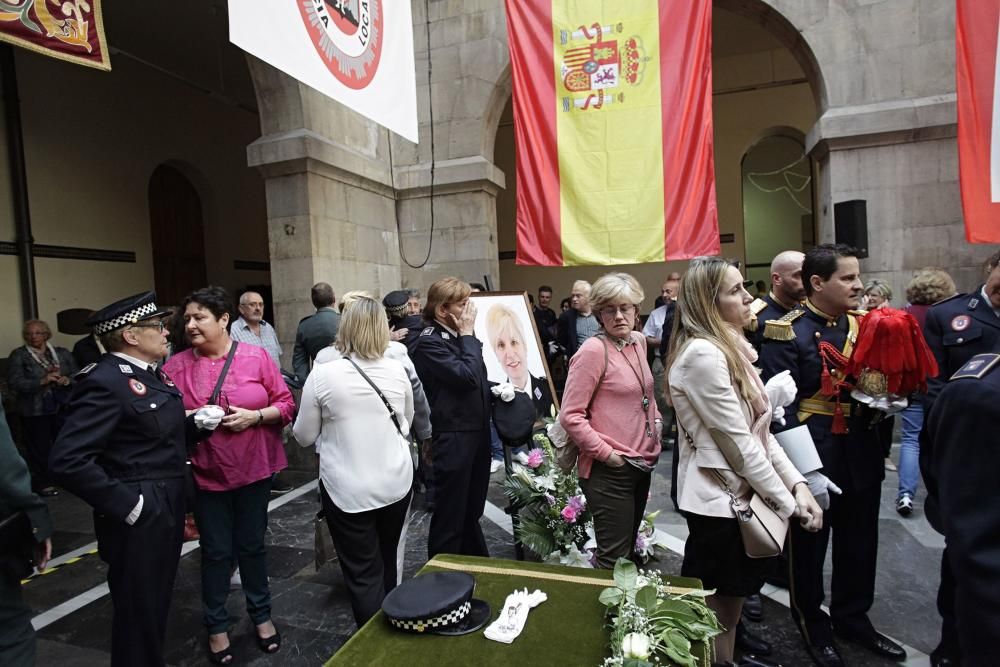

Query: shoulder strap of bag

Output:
[346, 357, 406, 439]
[209, 341, 239, 405]
[585, 335, 611, 415]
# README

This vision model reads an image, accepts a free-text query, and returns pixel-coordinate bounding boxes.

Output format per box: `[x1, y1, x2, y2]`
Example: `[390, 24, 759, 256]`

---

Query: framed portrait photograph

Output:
[469, 291, 558, 419]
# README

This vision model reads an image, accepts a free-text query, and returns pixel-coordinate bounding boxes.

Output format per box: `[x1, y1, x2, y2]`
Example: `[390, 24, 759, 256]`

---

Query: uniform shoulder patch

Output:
[950, 353, 1000, 381]
[763, 309, 804, 341]
[749, 298, 768, 316]
[75, 363, 97, 377]
[420, 327, 435, 337]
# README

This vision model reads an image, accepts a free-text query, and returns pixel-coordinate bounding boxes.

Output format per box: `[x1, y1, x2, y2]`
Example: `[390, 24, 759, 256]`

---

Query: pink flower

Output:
[526, 448, 545, 468]
[568, 495, 586, 512]
[561, 505, 578, 523]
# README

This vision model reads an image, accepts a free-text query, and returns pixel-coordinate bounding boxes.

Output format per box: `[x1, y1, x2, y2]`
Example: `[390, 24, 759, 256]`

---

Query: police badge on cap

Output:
[87, 291, 172, 335]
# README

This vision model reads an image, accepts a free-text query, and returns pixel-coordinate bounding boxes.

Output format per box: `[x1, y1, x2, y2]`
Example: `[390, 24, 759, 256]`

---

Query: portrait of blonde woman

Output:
[484, 303, 552, 419]
[667, 257, 822, 665]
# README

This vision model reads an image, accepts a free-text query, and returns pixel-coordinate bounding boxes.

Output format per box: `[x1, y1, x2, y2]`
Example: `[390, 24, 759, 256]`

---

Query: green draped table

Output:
[325, 554, 706, 667]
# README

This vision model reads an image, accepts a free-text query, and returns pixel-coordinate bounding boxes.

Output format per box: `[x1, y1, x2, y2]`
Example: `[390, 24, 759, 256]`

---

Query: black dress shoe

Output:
[805, 644, 844, 667]
[736, 621, 772, 656]
[836, 630, 906, 661]
[743, 593, 764, 622]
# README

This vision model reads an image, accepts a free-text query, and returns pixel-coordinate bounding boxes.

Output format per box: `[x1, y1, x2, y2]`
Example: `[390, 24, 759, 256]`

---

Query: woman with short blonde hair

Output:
[294, 295, 415, 628]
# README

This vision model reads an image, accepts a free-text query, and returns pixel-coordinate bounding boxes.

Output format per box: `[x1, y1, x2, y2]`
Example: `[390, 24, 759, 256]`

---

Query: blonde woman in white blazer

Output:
[666, 257, 823, 666]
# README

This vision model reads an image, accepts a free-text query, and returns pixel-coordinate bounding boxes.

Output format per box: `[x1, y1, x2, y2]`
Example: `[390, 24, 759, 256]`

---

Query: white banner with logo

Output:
[229, 0, 418, 142]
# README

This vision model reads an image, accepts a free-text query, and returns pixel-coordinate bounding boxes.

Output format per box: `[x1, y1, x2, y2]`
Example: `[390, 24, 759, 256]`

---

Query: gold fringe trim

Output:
[763, 308, 804, 341]
[425, 558, 700, 595]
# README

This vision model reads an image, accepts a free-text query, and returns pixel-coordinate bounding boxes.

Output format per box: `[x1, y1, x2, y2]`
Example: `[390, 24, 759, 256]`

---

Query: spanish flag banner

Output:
[506, 0, 719, 266]
[957, 0, 1000, 244]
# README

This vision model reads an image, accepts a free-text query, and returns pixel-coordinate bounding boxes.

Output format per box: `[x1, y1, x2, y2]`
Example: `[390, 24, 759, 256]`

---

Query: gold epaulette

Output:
[763, 308, 805, 341]
[744, 298, 768, 332]
[848, 309, 867, 318]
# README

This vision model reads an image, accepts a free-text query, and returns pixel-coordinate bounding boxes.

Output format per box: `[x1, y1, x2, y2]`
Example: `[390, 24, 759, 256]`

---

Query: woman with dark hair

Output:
[7, 319, 77, 496]
[163, 286, 295, 664]
[667, 257, 822, 665]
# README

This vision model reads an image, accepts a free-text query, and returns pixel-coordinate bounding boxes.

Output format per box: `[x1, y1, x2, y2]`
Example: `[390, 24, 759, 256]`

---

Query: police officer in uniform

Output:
[409, 278, 492, 558]
[49, 292, 210, 666]
[926, 350, 1000, 667]
[919, 250, 1000, 667]
[747, 250, 806, 353]
[760, 244, 905, 667]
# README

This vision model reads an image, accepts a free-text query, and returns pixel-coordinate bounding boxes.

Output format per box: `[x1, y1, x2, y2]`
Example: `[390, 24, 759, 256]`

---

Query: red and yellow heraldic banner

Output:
[957, 0, 1000, 243]
[506, 0, 719, 266]
[0, 0, 110, 71]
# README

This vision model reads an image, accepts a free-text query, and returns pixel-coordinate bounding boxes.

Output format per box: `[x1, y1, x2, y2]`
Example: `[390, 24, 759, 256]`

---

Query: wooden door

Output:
[148, 164, 208, 307]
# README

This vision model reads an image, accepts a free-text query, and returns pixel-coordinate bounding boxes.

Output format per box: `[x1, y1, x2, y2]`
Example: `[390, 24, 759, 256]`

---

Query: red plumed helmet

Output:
[846, 307, 939, 397]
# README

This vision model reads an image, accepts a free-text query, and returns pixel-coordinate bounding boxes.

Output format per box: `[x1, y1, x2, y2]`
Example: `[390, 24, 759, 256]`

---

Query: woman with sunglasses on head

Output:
[666, 257, 822, 666]
[559, 272, 662, 569]
[163, 286, 295, 665]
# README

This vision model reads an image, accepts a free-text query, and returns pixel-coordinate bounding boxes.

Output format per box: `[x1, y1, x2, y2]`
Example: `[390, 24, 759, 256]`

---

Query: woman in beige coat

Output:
[667, 257, 822, 665]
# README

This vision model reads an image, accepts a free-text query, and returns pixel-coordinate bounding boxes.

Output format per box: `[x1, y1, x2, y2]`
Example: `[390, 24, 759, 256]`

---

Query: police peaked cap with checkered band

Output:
[381, 571, 491, 635]
[87, 291, 172, 335]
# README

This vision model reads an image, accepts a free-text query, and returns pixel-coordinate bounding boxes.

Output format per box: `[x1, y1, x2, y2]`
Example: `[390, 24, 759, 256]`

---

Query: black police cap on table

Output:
[86, 291, 172, 336]
[383, 290, 410, 318]
[493, 391, 536, 444]
[381, 571, 491, 635]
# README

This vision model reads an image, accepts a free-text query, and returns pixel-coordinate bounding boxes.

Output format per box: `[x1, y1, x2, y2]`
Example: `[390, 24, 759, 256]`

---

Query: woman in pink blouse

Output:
[164, 286, 294, 664]
[559, 272, 662, 568]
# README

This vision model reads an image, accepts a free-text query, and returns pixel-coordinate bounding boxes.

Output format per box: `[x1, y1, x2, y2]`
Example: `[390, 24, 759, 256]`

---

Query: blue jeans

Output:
[898, 403, 923, 499]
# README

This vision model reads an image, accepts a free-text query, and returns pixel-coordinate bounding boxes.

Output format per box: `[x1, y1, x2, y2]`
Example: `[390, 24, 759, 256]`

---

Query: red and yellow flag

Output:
[957, 0, 1000, 244]
[505, 0, 719, 267]
[0, 0, 110, 71]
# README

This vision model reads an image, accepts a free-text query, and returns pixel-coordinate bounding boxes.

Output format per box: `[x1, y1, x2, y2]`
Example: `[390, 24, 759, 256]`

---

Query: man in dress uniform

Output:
[408, 277, 492, 558]
[49, 292, 212, 666]
[919, 250, 1000, 667]
[747, 250, 806, 352]
[760, 244, 905, 667]
[926, 349, 1000, 667]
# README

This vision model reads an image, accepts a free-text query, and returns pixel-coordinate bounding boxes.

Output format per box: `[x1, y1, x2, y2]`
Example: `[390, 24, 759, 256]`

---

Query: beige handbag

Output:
[712, 470, 788, 559]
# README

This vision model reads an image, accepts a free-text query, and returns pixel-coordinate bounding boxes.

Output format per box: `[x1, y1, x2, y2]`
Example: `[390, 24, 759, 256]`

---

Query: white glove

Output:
[194, 405, 225, 431]
[547, 341, 559, 356]
[764, 370, 796, 408]
[491, 382, 517, 403]
[804, 470, 842, 511]
[771, 405, 786, 427]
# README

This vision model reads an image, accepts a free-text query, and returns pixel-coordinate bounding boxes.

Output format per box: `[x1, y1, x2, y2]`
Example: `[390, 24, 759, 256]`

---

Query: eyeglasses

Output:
[131, 321, 167, 332]
[598, 304, 636, 319]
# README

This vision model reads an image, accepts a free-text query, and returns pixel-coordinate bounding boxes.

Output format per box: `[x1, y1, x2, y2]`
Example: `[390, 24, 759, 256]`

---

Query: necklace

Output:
[618, 344, 652, 437]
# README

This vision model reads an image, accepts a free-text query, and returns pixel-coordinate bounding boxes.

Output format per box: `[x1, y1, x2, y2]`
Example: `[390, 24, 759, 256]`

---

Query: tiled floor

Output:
[25, 443, 941, 666]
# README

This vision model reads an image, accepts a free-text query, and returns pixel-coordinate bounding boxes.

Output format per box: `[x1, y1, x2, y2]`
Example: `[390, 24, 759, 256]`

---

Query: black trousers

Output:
[94, 477, 185, 667]
[579, 460, 651, 569]
[935, 547, 961, 659]
[21, 415, 61, 490]
[428, 430, 491, 558]
[321, 483, 412, 627]
[0, 569, 34, 667]
[787, 483, 881, 646]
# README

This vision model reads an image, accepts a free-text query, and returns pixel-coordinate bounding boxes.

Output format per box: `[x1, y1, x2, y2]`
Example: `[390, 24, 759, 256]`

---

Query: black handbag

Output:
[0, 511, 35, 580]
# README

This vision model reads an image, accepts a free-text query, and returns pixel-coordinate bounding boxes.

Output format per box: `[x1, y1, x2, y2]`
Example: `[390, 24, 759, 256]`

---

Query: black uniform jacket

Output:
[759, 305, 884, 492]
[923, 288, 1000, 406]
[927, 353, 1000, 667]
[748, 293, 797, 353]
[49, 354, 192, 523]
[408, 321, 490, 434]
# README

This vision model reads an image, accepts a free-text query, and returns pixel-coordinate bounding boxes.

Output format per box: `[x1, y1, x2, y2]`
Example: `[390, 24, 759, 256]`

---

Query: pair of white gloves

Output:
[193, 405, 226, 431]
[764, 371, 842, 510]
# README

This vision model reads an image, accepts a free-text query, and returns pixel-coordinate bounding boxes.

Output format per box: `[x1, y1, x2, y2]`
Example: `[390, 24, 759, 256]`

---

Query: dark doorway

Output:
[148, 164, 208, 307]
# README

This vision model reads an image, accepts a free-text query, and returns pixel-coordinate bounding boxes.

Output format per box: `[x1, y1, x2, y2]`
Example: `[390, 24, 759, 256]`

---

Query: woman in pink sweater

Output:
[559, 272, 661, 568]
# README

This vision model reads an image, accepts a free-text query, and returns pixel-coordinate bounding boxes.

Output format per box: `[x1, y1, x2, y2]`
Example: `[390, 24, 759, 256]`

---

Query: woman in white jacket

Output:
[667, 257, 822, 666]
[293, 296, 414, 628]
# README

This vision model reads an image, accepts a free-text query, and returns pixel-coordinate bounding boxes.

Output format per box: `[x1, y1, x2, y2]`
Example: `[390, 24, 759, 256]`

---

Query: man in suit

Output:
[0, 401, 52, 667]
[760, 244, 904, 667]
[49, 291, 214, 667]
[926, 349, 1000, 667]
[919, 250, 1000, 667]
[292, 282, 341, 382]
[556, 280, 599, 358]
